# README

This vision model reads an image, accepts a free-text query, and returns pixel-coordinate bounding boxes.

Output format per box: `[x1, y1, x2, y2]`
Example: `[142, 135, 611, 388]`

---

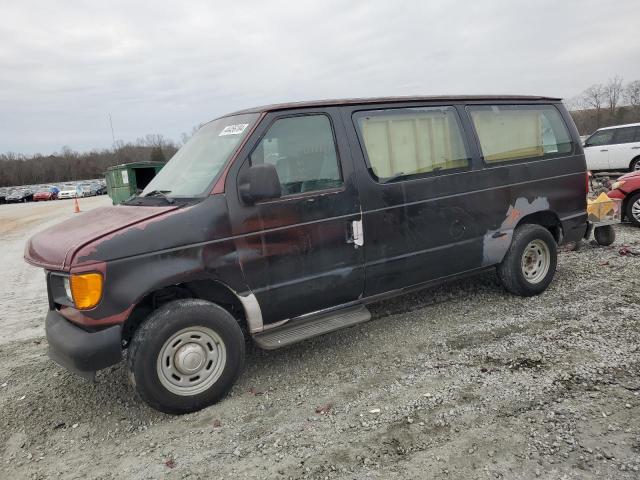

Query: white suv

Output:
[583, 123, 640, 171]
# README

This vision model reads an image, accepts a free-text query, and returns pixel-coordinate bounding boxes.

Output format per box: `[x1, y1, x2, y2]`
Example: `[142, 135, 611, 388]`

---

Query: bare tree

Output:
[605, 75, 623, 117]
[565, 96, 586, 112]
[581, 84, 606, 128]
[624, 80, 640, 115]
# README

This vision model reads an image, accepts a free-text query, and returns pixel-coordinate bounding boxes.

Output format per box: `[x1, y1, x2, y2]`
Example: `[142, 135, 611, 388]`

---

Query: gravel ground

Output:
[1, 199, 639, 479]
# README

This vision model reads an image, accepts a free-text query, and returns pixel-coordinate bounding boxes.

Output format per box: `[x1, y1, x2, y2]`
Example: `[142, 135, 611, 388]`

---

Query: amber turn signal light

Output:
[70, 273, 103, 309]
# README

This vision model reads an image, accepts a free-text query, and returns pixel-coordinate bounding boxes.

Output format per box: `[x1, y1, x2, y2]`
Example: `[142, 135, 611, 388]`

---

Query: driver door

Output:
[227, 109, 365, 324]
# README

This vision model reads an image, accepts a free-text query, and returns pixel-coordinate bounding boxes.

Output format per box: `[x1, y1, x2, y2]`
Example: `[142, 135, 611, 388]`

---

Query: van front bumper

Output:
[45, 310, 122, 379]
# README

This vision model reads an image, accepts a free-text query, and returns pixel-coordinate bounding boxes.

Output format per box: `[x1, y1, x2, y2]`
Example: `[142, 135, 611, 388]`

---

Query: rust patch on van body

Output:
[482, 197, 551, 266]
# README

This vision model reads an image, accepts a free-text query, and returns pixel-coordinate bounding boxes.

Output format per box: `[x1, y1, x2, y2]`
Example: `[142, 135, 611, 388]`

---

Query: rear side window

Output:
[612, 126, 639, 144]
[250, 115, 343, 196]
[354, 106, 469, 182]
[468, 105, 572, 164]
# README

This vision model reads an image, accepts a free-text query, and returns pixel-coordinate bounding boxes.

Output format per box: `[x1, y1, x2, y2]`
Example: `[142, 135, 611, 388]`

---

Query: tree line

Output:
[568, 76, 640, 135]
[0, 134, 178, 188]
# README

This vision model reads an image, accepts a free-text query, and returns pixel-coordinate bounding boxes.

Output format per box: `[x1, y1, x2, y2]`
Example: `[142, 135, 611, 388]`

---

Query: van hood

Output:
[24, 204, 179, 271]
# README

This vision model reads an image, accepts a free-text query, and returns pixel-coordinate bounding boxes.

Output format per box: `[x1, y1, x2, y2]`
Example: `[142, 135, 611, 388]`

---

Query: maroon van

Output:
[25, 96, 588, 413]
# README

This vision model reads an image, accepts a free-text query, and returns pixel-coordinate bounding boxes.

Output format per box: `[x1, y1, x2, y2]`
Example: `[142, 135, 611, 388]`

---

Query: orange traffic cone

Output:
[73, 197, 80, 213]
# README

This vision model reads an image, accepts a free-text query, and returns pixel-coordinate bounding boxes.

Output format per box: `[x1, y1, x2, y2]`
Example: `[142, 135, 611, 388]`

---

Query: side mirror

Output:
[239, 163, 281, 204]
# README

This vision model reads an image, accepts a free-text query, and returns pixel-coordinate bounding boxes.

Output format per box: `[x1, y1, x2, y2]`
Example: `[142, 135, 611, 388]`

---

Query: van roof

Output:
[597, 122, 640, 131]
[227, 95, 563, 116]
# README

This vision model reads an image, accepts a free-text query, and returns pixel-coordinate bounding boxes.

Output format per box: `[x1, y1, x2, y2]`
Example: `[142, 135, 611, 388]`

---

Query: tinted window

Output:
[250, 115, 342, 196]
[586, 129, 614, 147]
[354, 106, 469, 181]
[612, 126, 638, 144]
[468, 105, 572, 163]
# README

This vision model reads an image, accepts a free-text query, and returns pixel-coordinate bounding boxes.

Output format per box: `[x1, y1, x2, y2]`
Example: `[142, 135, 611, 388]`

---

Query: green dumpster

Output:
[105, 161, 165, 205]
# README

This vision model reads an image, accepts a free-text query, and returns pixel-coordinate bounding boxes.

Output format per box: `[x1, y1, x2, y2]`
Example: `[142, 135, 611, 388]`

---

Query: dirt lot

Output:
[1, 198, 639, 479]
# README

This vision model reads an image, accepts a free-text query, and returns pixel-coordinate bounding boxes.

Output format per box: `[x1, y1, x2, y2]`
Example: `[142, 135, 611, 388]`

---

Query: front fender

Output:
[61, 236, 252, 330]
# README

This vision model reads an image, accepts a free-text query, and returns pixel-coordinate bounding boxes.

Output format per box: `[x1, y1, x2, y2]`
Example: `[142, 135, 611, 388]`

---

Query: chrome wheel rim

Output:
[634, 161, 640, 171]
[157, 327, 226, 396]
[632, 199, 640, 222]
[521, 239, 550, 284]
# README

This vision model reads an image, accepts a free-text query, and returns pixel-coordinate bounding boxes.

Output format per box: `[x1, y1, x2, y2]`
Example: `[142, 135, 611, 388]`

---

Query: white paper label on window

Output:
[121, 170, 129, 185]
[219, 124, 249, 136]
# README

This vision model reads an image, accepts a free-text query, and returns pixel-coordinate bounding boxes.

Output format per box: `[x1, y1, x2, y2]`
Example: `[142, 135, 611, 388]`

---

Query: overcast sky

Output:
[1, 0, 639, 155]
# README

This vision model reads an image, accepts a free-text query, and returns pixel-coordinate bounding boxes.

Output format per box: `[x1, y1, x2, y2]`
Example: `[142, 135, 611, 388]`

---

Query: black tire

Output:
[593, 225, 616, 246]
[497, 224, 557, 297]
[127, 299, 245, 414]
[625, 192, 640, 227]
[630, 157, 640, 172]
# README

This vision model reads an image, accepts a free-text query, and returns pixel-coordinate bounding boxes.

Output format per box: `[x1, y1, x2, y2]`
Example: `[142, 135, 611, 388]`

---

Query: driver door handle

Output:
[600, 149, 608, 152]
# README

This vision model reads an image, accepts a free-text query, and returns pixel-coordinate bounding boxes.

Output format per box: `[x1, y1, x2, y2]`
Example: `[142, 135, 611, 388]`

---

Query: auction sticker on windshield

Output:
[219, 124, 249, 136]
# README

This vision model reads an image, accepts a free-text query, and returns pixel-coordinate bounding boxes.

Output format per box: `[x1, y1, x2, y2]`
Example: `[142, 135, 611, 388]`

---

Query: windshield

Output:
[141, 113, 260, 198]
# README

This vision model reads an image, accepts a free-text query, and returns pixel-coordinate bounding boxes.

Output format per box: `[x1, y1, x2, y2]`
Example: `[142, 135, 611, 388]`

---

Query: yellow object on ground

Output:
[587, 192, 616, 222]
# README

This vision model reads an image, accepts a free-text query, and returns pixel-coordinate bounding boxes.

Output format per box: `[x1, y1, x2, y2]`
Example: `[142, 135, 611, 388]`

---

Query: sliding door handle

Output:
[346, 220, 364, 248]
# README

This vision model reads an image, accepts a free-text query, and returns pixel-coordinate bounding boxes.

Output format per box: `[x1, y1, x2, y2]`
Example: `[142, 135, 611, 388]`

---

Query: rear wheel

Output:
[497, 224, 557, 296]
[625, 192, 640, 227]
[630, 157, 640, 172]
[128, 299, 245, 414]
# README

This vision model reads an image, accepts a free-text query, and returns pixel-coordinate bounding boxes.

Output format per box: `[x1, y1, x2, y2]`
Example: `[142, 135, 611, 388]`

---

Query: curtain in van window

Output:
[468, 105, 572, 163]
[358, 107, 469, 180]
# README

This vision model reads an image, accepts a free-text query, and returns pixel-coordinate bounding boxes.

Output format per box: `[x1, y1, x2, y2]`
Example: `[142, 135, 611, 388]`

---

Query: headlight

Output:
[611, 180, 625, 191]
[63, 277, 72, 301]
[69, 273, 103, 309]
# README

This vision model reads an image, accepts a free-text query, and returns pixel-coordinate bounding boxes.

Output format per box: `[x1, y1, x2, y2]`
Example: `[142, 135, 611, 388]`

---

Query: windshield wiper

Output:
[143, 190, 175, 204]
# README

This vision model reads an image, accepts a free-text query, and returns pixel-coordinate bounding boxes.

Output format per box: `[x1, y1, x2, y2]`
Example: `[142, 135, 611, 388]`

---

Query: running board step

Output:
[253, 305, 371, 350]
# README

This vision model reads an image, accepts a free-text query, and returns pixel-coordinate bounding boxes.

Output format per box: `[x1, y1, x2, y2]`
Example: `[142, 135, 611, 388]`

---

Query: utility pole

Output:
[109, 114, 116, 148]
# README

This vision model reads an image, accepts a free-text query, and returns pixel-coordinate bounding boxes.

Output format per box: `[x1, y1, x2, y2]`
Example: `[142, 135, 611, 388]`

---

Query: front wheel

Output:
[497, 224, 557, 297]
[128, 299, 245, 414]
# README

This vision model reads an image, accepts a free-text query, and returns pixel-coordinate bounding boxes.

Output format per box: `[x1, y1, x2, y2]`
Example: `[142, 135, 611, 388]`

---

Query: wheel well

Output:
[122, 280, 248, 344]
[516, 210, 562, 243]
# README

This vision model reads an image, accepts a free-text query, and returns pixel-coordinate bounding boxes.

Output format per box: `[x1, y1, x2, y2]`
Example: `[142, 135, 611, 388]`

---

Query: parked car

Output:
[78, 184, 96, 197]
[25, 95, 588, 414]
[58, 186, 80, 199]
[33, 187, 59, 201]
[6, 189, 34, 203]
[607, 170, 640, 226]
[583, 122, 640, 171]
